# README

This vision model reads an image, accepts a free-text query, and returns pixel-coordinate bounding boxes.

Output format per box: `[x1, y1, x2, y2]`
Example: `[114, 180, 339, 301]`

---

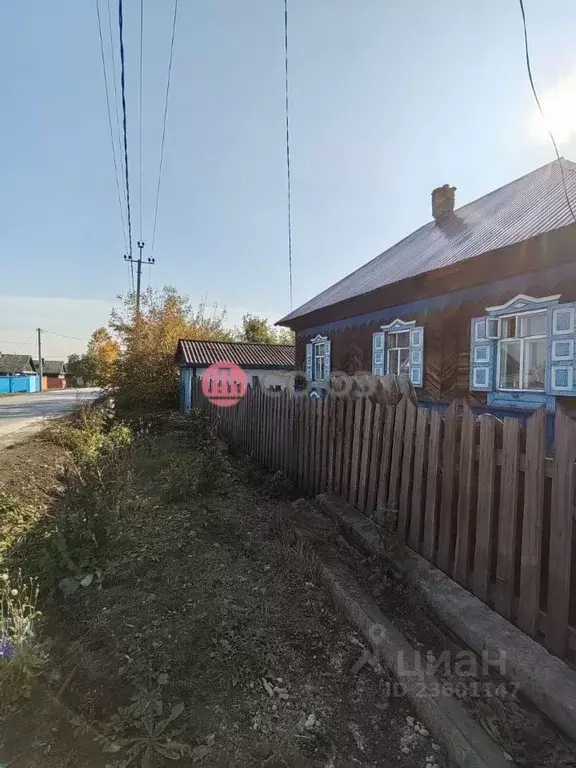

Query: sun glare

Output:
[529, 73, 576, 143]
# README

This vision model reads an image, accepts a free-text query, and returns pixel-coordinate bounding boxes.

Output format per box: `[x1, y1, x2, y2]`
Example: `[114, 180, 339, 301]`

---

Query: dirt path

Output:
[0, 422, 449, 768]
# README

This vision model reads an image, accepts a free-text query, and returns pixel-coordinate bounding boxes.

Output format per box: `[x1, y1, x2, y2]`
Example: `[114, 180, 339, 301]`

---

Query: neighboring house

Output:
[175, 339, 295, 412]
[0, 354, 40, 393]
[277, 159, 576, 416]
[35, 360, 67, 390]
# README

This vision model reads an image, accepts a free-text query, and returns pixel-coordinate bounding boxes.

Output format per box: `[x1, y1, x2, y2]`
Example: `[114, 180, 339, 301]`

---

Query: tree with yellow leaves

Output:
[108, 286, 232, 411]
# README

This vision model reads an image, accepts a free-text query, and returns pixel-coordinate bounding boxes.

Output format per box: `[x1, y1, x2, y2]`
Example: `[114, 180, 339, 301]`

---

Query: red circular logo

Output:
[201, 361, 248, 407]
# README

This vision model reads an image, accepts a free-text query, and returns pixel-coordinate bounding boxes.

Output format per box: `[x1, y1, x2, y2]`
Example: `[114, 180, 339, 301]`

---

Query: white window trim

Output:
[496, 310, 547, 393]
[473, 366, 490, 389]
[552, 339, 574, 361]
[486, 293, 561, 313]
[381, 318, 416, 331]
[552, 366, 574, 391]
[386, 331, 411, 376]
[552, 306, 575, 335]
[473, 345, 491, 363]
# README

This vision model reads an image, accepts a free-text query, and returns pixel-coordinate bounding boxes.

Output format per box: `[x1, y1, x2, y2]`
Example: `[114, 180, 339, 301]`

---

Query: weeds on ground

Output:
[0, 570, 45, 713]
[239, 456, 295, 499]
[43, 403, 132, 465]
[97, 680, 190, 766]
[0, 490, 41, 561]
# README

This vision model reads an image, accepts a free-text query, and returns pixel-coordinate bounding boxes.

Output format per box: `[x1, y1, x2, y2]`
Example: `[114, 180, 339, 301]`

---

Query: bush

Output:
[43, 404, 132, 465]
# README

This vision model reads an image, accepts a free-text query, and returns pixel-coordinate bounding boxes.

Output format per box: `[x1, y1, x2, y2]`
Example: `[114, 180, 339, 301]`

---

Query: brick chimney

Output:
[431, 184, 456, 223]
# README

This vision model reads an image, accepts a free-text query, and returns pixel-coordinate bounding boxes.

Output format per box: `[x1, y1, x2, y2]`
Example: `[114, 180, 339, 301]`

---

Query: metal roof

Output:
[176, 339, 295, 368]
[279, 159, 576, 324]
[35, 360, 66, 375]
[0, 355, 36, 374]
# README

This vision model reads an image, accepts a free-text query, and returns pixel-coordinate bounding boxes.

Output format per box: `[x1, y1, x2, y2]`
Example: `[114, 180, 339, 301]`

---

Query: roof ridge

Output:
[279, 157, 576, 324]
[178, 338, 295, 348]
[452, 157, 576, 218]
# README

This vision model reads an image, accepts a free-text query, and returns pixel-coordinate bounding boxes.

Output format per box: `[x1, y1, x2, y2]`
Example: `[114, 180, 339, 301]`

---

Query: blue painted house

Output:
[277, 159, 576, 418]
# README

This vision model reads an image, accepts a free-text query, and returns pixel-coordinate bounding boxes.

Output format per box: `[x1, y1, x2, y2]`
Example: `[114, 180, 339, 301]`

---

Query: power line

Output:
[95, 0, 129, 254]
[118, 0, 134, 256]
[42, 330, 90, 343]
[518, 0, 576, 223]
[0, 331, 37, 356]
[284, 0, 293, 310]
[106, 0, 125, 183]
[150, 0, 179, 259]
[139, 0, 144, 243]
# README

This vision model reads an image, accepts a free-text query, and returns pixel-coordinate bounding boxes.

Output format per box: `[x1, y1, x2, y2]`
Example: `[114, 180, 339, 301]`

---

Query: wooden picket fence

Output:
[193, 380, 576, 661]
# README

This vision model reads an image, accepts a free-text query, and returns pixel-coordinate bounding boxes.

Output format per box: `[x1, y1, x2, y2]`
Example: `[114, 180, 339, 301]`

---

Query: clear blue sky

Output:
[2, 0, 576, 357]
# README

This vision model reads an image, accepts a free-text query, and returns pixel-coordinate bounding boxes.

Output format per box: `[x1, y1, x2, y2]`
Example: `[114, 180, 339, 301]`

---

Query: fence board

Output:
[423, 409, 442, 561]
[454, 404, 476, 587]
[358, 398, 374, 513]
[327, 395, 336, 492]
[409, 407, 429, 550]
[302, 396, 311, 490]
[341, 398, 354, 498]
[309, 398, 318, 494]
[437, 401, 459, 575]
[472, 416, 496, 602]
[334, 398, 346, 495]
[546, 408, 576, 656]
[366, 403, 384, 516]
[376, 404, 396, 518]
[293, 395, 301, 484]
[388, 397, 407, 510]
[320, 396, 330, 492]
[495, 418, 520, 621]
[348, 398, 365, 508]
[398, 400, 417, 539]
[314, 397, 323, 493]
[298, 395, 308, 488]
[518, 407, 546, 636]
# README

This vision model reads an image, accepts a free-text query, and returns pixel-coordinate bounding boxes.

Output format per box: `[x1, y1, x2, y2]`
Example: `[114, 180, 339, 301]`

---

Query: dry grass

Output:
[0, 416, 446, 768]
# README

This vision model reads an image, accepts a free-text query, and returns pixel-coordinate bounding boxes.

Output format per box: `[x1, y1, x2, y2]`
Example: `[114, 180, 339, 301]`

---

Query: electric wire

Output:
[149, 0, 179, 259]
[42, 330, 91, 343]
[139, 0, 144, 243]
[284, 0, 293, 310]
[0, 331, 37, 356]
[118, 0, 134, 256]
[518, 0, 576, 223]
[106, 0, 134, 290]
[95, 0, 129, 254]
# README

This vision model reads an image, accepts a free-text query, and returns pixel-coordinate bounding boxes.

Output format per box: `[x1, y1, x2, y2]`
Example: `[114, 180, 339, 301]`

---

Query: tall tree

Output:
[85, 327, 120, 386]
[237, 314, 295, 345]
[108, 286, 232, 410]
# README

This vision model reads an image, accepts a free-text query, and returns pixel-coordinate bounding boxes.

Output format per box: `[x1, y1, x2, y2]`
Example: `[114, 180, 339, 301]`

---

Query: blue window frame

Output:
[372, 319, 425, 387]
[470, 293, 576, 403]
[306, 334, 331, 382]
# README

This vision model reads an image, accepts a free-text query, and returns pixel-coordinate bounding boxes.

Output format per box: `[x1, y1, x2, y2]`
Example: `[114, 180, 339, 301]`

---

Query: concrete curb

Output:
[316, 492, 576, 743]
[305, 537, 514, 768]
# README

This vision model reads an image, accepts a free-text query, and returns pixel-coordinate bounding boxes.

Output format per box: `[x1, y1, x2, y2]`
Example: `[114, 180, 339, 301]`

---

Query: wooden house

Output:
[35, 359, 67, 390]
[277, 160, 576, 416]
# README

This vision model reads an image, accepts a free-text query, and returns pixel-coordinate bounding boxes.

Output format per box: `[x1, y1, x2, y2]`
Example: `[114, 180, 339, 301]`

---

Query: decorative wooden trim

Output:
[485, 293, 561, 313]
[381, 318, 416, 331]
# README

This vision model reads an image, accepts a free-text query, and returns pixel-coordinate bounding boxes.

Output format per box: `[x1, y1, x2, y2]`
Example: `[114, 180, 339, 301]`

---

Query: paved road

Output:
[0, 388, 101, 447]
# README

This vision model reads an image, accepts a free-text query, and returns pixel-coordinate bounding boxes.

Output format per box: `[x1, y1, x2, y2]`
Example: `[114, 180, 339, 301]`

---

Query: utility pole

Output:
[124, 241, 155, 317]
[37, 327, 43, 392]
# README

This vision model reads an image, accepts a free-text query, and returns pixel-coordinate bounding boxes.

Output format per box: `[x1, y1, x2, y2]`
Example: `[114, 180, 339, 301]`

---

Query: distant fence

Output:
[0, 375, 40, 394]
[193, 380, 576, 662]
